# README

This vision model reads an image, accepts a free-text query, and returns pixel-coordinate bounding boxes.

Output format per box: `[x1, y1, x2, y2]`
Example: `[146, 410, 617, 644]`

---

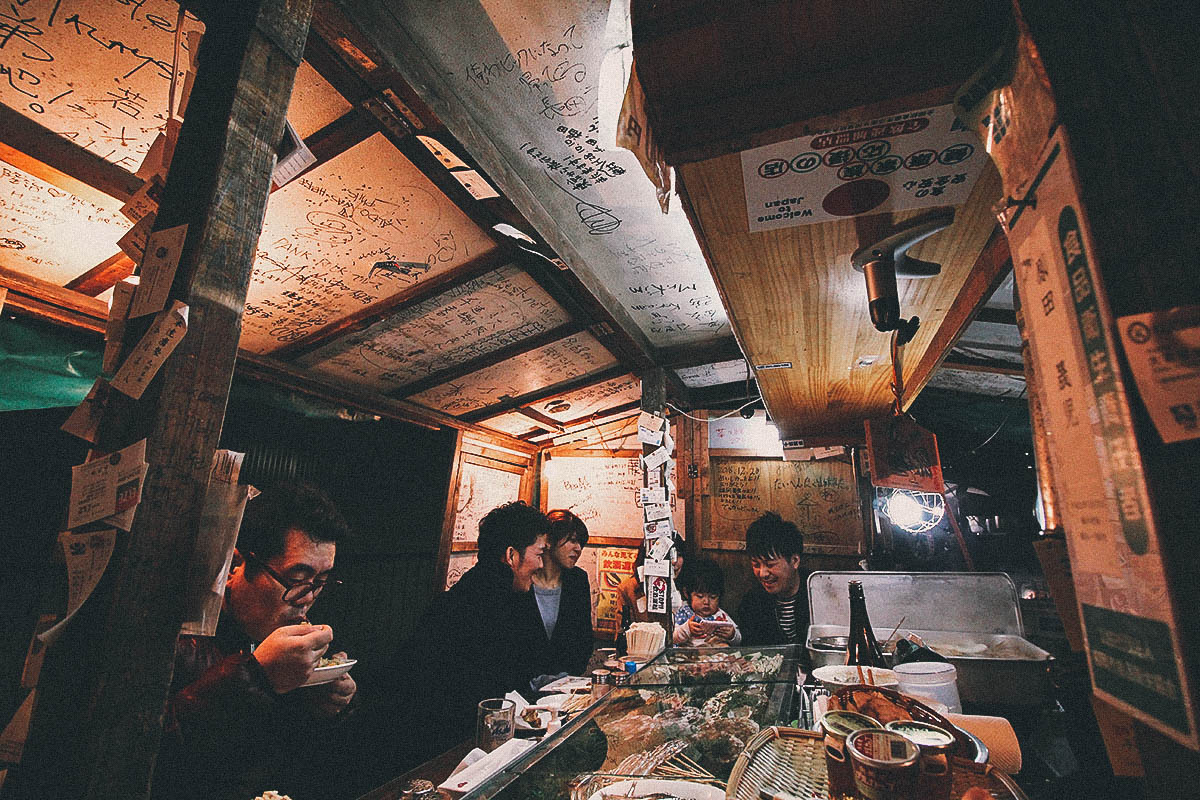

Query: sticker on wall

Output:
[741, 104, 988, 231]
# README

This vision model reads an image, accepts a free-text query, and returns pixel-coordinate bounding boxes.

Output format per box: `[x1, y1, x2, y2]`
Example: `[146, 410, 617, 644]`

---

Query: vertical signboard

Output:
[1007, 129, 1197, 748]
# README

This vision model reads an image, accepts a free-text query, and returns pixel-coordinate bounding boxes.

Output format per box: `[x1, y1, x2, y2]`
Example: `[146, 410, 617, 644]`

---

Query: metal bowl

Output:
[811, 635, 850, 651]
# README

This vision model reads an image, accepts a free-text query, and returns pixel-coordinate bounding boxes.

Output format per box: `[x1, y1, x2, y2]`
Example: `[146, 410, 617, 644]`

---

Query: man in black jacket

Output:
[152, 483, 353, 800]
[738, 512, 809, 648]
[401, 501, 549, 762]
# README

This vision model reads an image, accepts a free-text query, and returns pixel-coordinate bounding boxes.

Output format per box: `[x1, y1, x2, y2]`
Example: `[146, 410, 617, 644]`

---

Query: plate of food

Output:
[303, 655, 356, 686]
[517, 706, 553, 732]
[586, 779, 724, 800]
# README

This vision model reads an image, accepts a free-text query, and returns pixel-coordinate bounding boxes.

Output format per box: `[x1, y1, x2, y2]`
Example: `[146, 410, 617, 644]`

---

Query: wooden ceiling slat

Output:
[64, 253, 136, 297]
[269, 248, 511, 361]
[0, 263, 109, 322]
[460, 364, 628, 424]
[509, 406, 566, 433]
[391, 320, 587, 399]
[940, 354, 1026, 377]
[0, 103, 141, 205]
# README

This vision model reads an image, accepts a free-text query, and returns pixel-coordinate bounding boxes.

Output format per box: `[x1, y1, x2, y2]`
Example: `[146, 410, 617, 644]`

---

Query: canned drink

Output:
[885, 720, 956, 800]
[612, 670, 631, 687]
[820, 710, 882, 800]
[846, 729, 920, 800]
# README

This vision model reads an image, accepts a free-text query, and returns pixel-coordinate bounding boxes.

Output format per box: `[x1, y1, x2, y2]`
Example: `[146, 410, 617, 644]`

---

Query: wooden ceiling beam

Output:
[0, 262, 109, 331]
[940, 354, 1026, 377]
[903, 227, 1014, 404]
[509, 406, 566, 433]
[390, 320, 588, 399]
[64, 253, 136, 297]
[656, 335, 744, 370]
[0, 104, 142, 205]
[973, 306, 1018, 326]
[460, 364, 628, 424]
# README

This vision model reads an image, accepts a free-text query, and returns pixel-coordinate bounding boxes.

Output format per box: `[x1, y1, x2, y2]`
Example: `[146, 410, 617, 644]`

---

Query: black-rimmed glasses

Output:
[244, 551, 341, 605]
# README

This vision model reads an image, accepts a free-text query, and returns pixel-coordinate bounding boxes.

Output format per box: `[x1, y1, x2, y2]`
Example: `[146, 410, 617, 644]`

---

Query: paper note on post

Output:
[103, 278, 138, 374]
[37, 529, 118, 645]
[68, 439, 148, 529]
[642, 446, 670, 471]
[129, 224, 188, 318]
[111, 301, 189, 399]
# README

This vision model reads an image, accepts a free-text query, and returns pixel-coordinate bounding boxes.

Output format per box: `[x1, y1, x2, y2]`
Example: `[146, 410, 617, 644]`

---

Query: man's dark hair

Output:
[546, 508, 589, 548]
[745, 512, 804, 560]
[478, 501, 550, 562]
[237, 482, 349, 561]
[681, 558, 725, 597]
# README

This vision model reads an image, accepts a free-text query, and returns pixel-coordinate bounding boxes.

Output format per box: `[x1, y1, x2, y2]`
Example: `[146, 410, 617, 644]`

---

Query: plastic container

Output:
[893, 662, 962, 713]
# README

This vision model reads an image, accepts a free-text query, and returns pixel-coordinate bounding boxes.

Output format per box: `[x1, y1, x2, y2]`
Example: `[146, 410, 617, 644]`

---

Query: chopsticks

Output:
[885, 616, 907, 648]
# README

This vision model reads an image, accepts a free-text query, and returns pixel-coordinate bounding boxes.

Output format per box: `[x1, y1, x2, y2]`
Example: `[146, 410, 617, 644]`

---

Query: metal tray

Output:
[806, 572, 1054, 706]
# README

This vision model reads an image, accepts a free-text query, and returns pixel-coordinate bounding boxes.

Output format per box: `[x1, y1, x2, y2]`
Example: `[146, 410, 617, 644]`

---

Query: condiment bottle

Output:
[846, 580, 887, 667]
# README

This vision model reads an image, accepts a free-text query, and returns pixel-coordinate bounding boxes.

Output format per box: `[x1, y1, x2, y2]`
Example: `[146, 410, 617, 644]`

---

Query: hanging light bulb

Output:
[883, 488, 945, 534]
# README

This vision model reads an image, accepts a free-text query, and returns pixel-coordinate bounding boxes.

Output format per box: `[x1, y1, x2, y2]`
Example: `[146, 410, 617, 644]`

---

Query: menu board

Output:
[708, 457, 864, 554]
[544, 455, 683, 542]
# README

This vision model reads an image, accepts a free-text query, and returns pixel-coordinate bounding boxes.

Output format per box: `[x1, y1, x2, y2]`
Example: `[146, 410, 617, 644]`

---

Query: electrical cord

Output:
[665, 396, 762, 423]
[966, 386, 1028, 455]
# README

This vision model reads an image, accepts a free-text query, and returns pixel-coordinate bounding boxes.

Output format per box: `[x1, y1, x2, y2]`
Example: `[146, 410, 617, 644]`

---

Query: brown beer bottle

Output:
[845, 580, 887, 667]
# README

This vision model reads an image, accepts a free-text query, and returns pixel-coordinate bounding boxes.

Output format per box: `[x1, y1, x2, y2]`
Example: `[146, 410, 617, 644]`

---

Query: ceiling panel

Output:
[409, 332, 616, 416]
[286, 61, 354, 139]
[241, 132, 499, 353]
[676, 358, 751, 388]
[0, 1, 204, 170]
[299, 263, 570, 390]
[528, 372, 639, 422]
[0, 163, 129, 285]
[479, 412, 542, 437]
[334, 0, 731, 348]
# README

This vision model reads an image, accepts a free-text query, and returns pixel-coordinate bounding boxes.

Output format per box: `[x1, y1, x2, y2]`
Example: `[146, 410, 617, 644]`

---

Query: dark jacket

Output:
[400, 559, 542, 761]
[738, 584, 811, 649]
[519, 566, 594, 677]
[152, 616, 347, 800]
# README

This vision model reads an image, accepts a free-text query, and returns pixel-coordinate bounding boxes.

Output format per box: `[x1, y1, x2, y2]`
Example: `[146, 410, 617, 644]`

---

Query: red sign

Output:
[864, 415, 945, 493]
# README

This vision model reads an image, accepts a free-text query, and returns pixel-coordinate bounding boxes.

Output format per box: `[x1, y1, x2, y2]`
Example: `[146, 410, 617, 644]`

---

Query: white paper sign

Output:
[646, 573, 669, 614]
[129, 224, 188, 318]
[68, 440, 147, 529]
[111, 301, 189, 399]
[120, 175, 165, 223]
[643, 519, 671, 538]
[273, 120, 318, 188]
[642, 446, 670, 471]
[637, 422, 664, 446]
[117, 214, 154, 262]
[102, 462, 148, 531]
[643, 501, 671, 522]
[643, 556, 671, 577]
[741, 104, 987, 231]
[1117, 307, 1200, 444]
[452, 169, 500, 200]
[418, 135, 470, 170]
[640, 486, 667, 505]
[647, 535, 674, 563]
[37, 529, 118, 645]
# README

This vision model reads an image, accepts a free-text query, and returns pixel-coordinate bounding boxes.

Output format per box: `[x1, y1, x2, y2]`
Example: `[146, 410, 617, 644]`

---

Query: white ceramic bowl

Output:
[812, 664, 899, 691]
[302, 658, 356, 686]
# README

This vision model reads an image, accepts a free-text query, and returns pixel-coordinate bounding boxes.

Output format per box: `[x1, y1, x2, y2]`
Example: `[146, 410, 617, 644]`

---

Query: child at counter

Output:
[672, 558, 741, 647]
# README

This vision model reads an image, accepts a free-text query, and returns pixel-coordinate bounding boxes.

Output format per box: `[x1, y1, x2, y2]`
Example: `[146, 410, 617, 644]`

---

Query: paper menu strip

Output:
[103, 278, 138, 374]
[128, 224, 188, 318]
[110, 301, 189, 400]
[37, 529, 118, 646]
[68, 439, 148, 529]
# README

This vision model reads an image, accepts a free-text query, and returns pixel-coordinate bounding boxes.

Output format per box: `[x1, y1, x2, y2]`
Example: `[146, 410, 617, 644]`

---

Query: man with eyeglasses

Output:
[152, 482, 353, 800]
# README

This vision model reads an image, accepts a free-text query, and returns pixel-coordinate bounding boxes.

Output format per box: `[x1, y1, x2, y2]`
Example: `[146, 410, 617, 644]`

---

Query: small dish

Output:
[812, 664, 898, 690]
[538, 675, 590, 694]
[586, 779, 723, 800]
[302, 657, 356, 686]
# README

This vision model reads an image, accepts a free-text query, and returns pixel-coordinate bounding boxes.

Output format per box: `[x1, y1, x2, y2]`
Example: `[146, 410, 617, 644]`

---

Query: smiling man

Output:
[738, 512, 809, 648]
[152, 482, 352, 800]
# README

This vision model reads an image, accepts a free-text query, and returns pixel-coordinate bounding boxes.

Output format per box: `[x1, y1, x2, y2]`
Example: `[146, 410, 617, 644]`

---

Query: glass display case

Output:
[466, 645, 801, 800]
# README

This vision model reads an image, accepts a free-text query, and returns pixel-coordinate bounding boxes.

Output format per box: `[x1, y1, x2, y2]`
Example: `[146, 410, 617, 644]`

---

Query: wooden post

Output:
[13, 1, 313, 797]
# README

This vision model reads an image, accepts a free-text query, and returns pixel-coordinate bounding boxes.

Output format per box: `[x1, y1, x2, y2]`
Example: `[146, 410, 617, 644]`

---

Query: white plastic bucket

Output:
[893, 662, 962, 713]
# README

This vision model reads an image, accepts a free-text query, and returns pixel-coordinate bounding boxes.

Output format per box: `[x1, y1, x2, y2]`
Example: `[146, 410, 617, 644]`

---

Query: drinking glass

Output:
[476, 698, 515, 752]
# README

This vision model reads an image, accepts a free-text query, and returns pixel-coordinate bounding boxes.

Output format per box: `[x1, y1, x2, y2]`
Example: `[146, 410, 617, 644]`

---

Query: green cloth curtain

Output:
[0, 317, 101, 411]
